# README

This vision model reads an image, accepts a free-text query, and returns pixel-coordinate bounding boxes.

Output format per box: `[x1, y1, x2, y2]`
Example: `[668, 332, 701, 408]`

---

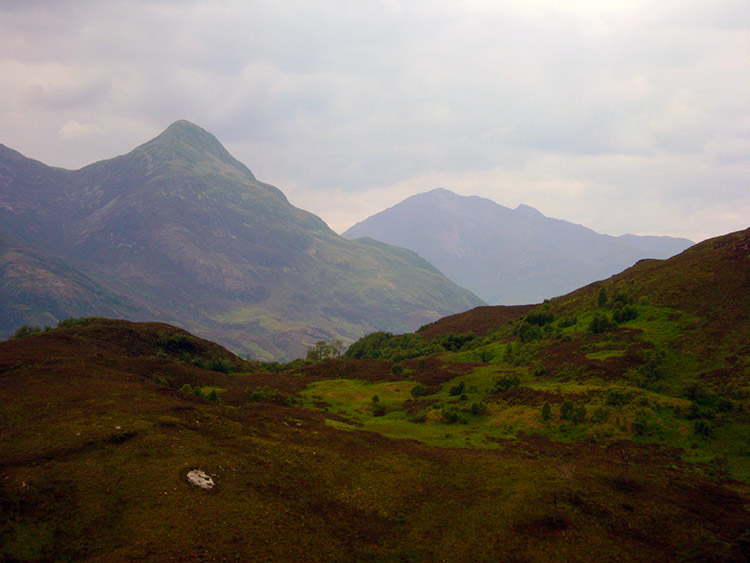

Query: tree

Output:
[542, 402, 552, 421]
[306, 340, 344, 362]
[597, 287, 608, 307]
[12, 325, 43, 339]
[560, 400, 575, 420]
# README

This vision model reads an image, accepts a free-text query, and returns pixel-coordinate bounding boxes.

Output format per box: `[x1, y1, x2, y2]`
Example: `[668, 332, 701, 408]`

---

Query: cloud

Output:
[0, 0, 747, 241]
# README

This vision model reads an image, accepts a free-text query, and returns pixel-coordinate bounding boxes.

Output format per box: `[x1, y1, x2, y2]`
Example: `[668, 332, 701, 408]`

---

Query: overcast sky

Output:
[1, 0, 748, 242]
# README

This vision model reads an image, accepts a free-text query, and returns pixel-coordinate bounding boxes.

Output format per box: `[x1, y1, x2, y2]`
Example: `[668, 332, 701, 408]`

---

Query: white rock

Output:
[187, 469, 214, 489]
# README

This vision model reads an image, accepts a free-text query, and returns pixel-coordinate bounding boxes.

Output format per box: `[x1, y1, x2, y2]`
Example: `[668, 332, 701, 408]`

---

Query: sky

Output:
[1, 0, 748, 242]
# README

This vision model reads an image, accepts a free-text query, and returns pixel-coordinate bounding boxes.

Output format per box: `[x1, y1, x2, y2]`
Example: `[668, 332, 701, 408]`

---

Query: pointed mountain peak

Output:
[133, 120, 255, 178]
[515, 204, 544, 218]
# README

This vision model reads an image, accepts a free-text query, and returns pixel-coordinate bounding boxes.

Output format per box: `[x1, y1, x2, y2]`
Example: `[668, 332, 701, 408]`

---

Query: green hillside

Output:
[1, 228, 749, 562]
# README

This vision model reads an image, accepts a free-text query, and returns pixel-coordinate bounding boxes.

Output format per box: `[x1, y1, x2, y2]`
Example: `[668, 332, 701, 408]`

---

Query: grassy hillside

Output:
[1, 230, 748, 561]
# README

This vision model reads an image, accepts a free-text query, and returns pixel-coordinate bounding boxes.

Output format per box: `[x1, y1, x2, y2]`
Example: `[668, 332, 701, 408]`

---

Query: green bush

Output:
[558, 315, 577, 328]
[470, 402, 488, 415]
[571, 405, 586, 424]
[448, 381, 465, 396]
[541, 402, 552, 421]
[442, 408, 466, 424]
[514, 322, 542, 343]
[525, 311, 555, 327]
[560, 400, 575, 420]
[494, 376, 520, 393]
[693, 419, 713, 438]
[597, 287, 608, 307]
[589, 314, 615, 334]
[591, 406, 609, 422]
[606, 390, 628, 406]
[411, 383, 427, 398]
[437, 332, 477, 351]
[159, 332, 198, 354]
[613, 305, 638, 323]
[391, 363, 404, 376]
[11, 325, 43, 339]
[630, 412, 650, 435]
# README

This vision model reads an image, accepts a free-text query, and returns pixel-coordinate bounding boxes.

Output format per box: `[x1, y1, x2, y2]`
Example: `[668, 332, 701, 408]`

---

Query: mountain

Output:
[1, 229, 748, 562]
[342, 188, 694, 304]
[0, 228, 151, 334]
[0, 122, 483, 359]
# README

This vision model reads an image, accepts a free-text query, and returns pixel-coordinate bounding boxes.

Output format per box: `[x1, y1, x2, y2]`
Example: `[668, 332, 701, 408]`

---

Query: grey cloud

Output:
[0, 0, 747, 240]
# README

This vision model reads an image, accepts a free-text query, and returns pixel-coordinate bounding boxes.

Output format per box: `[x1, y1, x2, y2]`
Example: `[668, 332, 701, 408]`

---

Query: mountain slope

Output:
[334, 228, 750, 484]
[0, 122, 483, 359]
[2, 233, 749, 561]
[342, 188, 694, 304]
[0, 229, 151, 335]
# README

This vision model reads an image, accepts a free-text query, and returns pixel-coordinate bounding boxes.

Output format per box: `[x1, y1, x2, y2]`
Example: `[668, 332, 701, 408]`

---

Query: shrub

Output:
[606, 390, 628, 406]
[716, 397, 734, 412]
[541, 402, 552, 421]
[442, 408, 466, 424]
[591, 406, 609, 422]
[153, 374, 169, 386]
[494, 376, 520, 393]
[525, 311, 555, 327]
[533, 363, 549, 377]
[630, 412, 650, 435]
[12, 325, 43, 339]
[514, 322, 542, 343]
[437, 332, 476, 351]
[558, 315, 577, 328]
[411, 383, 427, 398]
[471, 402, 488, 416]
[448, 381, 465, 396]
[693, 419, 713, 438]
[589, 314, 615, 334]
[179, 383, 194, 395]
[571, 405, 586, 424]
[560, 400, 575, 420]
[597, 287, 608, 307]
[391, 363, 404, 376]
[159, 332, 198, 354]
[612, 305, 638, 323]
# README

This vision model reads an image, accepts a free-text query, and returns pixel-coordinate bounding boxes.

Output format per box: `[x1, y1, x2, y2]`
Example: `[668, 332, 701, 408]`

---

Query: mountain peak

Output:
[134, 120, 255, 178]
[514, 204, 544, 218]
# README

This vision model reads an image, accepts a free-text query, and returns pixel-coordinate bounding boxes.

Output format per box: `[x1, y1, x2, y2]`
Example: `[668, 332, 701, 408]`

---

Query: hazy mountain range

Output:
[343, 188, 694, 305]
[0, 121, 482, 359]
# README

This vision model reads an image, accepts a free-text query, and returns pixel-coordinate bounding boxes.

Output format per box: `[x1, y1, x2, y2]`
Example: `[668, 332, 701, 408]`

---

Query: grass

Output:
[3, 230, 750, 561]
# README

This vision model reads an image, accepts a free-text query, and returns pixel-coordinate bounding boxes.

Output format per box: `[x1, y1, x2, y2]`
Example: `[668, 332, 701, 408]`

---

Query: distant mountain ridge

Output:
[0, 122, 483, 359]
[342, 188, 694, 304]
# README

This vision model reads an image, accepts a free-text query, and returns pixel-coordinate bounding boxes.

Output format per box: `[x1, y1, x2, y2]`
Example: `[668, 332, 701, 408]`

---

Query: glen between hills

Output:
[0, 120, 483, 360]
[1, 228, 748, 561]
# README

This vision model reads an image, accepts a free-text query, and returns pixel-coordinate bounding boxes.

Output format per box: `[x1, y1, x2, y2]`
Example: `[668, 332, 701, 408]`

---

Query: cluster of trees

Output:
[590, 288, 639, 333]
[344, 330, 477, 362]
[156, 332, 236, 373]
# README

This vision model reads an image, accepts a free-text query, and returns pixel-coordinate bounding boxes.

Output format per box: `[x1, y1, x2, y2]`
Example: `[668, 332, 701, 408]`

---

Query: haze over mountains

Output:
[343, 188, 694, 304]
[0, 121, 482, 359]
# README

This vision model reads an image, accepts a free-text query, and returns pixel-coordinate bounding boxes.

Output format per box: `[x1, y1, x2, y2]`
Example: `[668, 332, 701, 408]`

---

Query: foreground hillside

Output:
[343, 188, 693, 304]
[1, 230, 749, 562]
[1, 318, 748, 562]
[0, 121, 483, 360]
